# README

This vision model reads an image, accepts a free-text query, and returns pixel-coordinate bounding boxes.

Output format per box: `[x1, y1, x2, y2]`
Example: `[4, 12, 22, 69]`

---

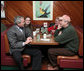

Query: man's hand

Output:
[51, 30, 55, 33]
[27, 37, 32, 43]
[57, 24, 62, 30]
[24, 37, 32, 45]
[58, 31, 62, 35]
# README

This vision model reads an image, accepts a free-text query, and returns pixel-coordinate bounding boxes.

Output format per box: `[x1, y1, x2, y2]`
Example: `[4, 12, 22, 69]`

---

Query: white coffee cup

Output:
[33, 31, 36, 37]
[36, 28, 40, 33]
[43, 34, 47, 39]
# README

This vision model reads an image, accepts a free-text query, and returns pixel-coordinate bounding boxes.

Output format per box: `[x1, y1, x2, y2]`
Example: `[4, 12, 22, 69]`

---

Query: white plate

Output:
[40, 38, 50, 41]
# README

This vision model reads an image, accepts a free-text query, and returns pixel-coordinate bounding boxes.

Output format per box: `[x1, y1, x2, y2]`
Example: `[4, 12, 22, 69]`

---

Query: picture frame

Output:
[33, 1, 53, 20]
[1, 1, 6, 19]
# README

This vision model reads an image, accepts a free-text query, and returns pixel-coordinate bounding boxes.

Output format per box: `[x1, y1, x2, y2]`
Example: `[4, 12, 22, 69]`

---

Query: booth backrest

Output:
[76, 29, 83, 56]
[79, 38, 83, 56]
[4, 33, 10, 53]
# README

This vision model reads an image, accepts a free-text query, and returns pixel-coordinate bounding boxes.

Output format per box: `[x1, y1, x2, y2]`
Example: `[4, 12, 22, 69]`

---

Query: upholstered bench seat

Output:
[57, 29, 83, 69]
[59, 58, 83, 68]
[1, 29, 31, 67]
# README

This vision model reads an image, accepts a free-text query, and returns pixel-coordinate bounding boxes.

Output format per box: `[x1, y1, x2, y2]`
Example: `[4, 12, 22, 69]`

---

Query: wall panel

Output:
[1, 1, 83, 31]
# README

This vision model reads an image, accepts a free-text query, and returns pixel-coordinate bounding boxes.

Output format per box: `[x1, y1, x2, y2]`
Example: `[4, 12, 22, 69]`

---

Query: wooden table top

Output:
[30, 34, 59, 45]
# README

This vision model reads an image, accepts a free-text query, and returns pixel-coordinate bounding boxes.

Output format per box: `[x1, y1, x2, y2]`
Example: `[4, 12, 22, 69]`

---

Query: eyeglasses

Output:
[59, 19, 63, 21]
[59, 19, 68, 23]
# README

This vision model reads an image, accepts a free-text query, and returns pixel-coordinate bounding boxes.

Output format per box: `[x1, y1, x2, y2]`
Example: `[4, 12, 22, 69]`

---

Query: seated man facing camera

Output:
[7, 16, 42, 70]
[48, 15, 79, 70]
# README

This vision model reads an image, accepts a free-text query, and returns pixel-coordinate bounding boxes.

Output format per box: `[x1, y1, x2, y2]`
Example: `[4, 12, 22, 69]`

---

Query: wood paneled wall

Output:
[1, 1, 83, 30]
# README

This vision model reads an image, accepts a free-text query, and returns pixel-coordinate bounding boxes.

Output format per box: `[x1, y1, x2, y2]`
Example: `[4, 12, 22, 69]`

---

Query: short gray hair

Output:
[14, 16, 24, 25]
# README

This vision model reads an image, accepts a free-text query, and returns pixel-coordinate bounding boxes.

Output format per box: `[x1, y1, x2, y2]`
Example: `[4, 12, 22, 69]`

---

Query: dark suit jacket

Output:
[7, 25, 30, 54]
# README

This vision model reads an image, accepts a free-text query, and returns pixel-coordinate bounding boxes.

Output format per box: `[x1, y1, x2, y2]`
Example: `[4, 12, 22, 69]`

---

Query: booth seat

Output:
[57, 29, 83, 69]
[1, 28, 31, 67]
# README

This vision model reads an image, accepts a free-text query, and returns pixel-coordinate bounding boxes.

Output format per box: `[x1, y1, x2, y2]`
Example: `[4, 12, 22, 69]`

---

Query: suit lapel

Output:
[15, 25, 26, 40]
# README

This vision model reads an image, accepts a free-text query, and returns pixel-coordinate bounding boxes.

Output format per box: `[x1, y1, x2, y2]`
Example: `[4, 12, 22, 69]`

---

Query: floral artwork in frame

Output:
[33, 1, 53, 20]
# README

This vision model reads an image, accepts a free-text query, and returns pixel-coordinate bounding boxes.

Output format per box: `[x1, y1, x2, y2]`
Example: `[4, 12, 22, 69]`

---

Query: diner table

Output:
[30, 34, 59, 45]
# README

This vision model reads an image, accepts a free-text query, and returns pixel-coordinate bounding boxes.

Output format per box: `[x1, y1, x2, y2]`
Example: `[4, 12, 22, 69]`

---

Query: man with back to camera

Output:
[7, 16, 42, 70]
[48, 15, 79, 70]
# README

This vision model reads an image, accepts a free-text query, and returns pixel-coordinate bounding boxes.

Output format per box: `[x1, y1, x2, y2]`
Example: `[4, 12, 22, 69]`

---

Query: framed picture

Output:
[33, 1, 53, 20]
[1, 1, 5, 18]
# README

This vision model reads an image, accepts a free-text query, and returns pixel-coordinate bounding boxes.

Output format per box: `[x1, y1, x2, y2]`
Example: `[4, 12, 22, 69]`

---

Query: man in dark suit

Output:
[7, 16, 42, 70]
